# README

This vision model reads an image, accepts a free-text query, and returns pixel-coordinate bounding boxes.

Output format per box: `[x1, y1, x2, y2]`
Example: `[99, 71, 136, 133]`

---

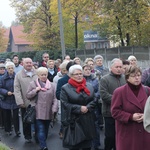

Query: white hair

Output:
[37, 67, 48, 75]
[128, 55, 137, 61]
[69, 65, 82, 76]
[5, 62, 15, 69]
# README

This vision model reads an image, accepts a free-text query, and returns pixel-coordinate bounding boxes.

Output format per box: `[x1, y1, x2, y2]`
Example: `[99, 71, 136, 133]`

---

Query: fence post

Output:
[118, 47, 120, 58]
[132, 46, 134, 55]
[104, 47, 107, 67]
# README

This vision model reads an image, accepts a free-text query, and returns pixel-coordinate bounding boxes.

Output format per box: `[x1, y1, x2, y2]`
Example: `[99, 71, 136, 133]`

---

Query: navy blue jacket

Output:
[0, 72, 18, 109]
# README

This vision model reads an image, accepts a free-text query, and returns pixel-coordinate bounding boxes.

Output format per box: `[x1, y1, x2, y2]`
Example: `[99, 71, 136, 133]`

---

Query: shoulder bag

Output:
[62, 107, 86, 147]
[23, 93, 38, 124]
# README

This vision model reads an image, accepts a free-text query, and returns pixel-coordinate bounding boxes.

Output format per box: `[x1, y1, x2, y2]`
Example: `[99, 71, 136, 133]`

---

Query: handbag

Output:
[23, 93, 38, 124]
[62, 107, 86, 147]
[77, 112, 96, 140]
[23, 105, 36, 124]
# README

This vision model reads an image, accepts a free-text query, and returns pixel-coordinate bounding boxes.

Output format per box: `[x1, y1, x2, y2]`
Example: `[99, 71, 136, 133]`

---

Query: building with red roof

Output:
[7, 25, 33, 52]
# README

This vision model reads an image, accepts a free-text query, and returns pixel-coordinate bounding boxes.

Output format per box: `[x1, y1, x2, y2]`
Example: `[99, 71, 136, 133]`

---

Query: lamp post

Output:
[57, 0, 66, 59]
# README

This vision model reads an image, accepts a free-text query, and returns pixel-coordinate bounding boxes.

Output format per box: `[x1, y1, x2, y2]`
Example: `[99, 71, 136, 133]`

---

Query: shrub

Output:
[0, 142, 11, 150]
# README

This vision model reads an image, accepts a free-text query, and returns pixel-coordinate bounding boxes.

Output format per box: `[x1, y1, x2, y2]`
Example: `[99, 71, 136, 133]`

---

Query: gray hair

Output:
[37, 67, 48, 75]
[110, 58, 122, 67]
[5, 62, 15, 69]
[93, 55, 103, 62]
[69, 65, 83, 76]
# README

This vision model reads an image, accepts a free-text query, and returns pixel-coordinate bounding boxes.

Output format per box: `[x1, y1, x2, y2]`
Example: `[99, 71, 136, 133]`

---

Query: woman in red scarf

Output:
[60, 65, 96, 150]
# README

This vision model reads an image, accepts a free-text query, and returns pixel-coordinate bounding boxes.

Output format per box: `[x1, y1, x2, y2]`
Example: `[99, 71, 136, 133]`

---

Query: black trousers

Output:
[3, 108, 19, 133]
[21, 108, 32, 139]
[104, 117, 116, 150]
[0, 107, 4, 127]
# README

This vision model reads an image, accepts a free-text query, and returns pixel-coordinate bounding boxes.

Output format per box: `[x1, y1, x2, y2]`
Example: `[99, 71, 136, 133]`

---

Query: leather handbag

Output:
[23, 105, 36, 124]
[23, 93, 38, 124]
[62, 107, 86, 146]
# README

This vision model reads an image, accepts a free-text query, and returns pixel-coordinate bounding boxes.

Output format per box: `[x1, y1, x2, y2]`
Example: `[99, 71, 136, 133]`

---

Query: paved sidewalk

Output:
[0, 115, 104, 150]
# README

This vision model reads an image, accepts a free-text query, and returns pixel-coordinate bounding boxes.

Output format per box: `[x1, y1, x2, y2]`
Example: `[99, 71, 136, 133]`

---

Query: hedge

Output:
[0, 49, 76, 62]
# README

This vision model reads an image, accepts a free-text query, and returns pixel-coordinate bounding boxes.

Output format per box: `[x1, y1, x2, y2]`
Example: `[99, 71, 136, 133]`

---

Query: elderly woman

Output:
[111, 65, 150, 150]
[0, 62, 20, 136]
[127, 55, 137, 66]
[60, 64, 96, 150]
[26, 67, 58, 150]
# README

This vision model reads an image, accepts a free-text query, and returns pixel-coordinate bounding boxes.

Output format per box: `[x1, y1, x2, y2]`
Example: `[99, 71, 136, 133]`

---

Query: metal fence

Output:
[75, 46, 150, 69]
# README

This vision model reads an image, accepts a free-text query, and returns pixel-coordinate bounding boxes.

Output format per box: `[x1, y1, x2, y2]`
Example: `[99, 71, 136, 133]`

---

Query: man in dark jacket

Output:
[100, 58, 126, 150]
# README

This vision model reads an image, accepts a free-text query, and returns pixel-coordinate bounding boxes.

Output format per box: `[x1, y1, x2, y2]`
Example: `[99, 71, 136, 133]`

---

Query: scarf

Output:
[36, 78, 51, 91]
[68, 78, 90, 96]
[127, 82, 141, 97]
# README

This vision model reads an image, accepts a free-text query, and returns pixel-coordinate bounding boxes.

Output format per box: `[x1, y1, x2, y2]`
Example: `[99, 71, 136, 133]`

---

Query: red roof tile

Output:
[11, 25, 33, 45]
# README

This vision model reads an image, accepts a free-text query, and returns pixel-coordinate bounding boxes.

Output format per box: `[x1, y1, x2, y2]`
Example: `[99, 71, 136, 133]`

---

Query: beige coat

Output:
[144, 96, 150, 133]
[26, 80, 58, 120]
[14, 69, 37, 107]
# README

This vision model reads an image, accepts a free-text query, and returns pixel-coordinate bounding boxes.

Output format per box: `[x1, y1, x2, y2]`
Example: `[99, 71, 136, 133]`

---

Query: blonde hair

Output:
[37, 67, 48, 75]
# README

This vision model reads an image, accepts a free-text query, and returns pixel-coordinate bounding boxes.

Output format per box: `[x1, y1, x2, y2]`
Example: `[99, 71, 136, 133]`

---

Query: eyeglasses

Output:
[72, 73, 83, 76]
[44, 57, 49, 58]
[130, 74, 141, 78]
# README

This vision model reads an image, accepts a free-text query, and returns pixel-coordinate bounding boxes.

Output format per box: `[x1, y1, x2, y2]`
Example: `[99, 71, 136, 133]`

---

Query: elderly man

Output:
[14, 58, 37, 142]
[100, 58, 126, 150]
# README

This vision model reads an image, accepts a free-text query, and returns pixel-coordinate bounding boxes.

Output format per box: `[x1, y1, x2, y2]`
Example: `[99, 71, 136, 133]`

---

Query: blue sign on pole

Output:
[84, 31, 98, 42]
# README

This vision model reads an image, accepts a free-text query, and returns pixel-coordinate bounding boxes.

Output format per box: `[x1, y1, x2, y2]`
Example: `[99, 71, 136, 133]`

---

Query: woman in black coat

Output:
[0, 62, 20, 136]
[60, 64, 96, 150]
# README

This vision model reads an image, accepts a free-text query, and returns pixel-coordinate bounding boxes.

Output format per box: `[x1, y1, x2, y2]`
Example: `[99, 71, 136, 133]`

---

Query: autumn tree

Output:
[10, 0, 60, 50]
[0, 23, 8, 52]
[97, 0, 150, 46]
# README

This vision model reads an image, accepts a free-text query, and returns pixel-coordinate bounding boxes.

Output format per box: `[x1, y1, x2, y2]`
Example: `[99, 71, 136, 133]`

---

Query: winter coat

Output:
[26, 80, 58, 120]
[47, 68, 57, 82]
[14, 69, 37, 107]
[111, 84, 150, 150]
[84, 74, 100, 100]
[100, 72, 126, 117]
[60, 82, 96, 149]
[53, 71, 63, 85]
[144, 96, 150, 132]
[0, 72, 18, 109]
[56, 74, 70, 100]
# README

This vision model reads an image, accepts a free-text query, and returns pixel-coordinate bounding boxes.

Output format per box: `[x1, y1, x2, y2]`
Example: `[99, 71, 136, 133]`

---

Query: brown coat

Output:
[111, 84, 150, 150]
[26, 80, 58, 120]
[14, 69, 37, 107]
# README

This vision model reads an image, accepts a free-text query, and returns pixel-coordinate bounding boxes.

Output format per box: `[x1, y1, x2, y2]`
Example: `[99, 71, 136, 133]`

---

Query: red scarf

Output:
[68, 78, 90, 96]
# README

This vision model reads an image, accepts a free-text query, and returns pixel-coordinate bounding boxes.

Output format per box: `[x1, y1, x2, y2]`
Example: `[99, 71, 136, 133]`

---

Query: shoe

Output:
[40, 147, 48, 150]
[16, 131, 21, 137]
[59, 132, 63, 139]
[25, 138, 32, 143]
[7, 132, 12, 136]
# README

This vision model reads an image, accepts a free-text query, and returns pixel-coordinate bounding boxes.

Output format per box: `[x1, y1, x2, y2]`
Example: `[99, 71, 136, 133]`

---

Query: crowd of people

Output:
[0, 53, 150, 150]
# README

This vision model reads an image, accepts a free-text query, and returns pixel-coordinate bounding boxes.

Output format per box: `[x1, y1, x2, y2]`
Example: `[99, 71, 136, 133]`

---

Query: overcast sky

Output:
[0, 0, 16, 27]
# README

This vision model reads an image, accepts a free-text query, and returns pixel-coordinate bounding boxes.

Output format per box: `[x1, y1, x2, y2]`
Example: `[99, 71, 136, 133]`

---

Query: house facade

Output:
[7, 25, 33, 52]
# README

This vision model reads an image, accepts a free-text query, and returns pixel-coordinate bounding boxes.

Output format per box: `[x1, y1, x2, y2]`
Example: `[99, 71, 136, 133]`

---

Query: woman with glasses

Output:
[60, 65, 96, 150]
[111, 65, 150, 150]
